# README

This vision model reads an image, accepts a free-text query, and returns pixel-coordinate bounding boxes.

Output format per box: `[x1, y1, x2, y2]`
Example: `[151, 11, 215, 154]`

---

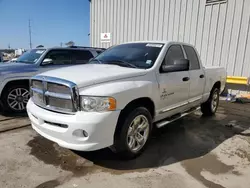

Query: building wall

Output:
[90, 0, 250, 77]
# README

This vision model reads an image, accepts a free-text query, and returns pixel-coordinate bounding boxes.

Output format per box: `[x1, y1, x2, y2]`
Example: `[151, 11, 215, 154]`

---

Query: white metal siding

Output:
[90, 0, 250, 77]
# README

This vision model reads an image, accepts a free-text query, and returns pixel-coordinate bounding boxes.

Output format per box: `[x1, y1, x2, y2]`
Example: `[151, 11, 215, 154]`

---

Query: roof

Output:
[32, 46, 106, 51]
[122, 40, 195, 48]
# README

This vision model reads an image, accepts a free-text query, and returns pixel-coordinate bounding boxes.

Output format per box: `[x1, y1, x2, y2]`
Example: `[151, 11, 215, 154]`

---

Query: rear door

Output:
[183, 45, 205, 107]
[155, 45, 190, 121]
[71, 50, 94, 64]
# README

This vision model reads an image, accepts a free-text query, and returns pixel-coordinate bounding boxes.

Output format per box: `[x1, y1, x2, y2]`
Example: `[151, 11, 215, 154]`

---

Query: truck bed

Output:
[203, 66, 227, 95]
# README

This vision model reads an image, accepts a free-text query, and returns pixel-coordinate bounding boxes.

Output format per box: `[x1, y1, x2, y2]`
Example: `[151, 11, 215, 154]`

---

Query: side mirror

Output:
[42, 58, 53, 65]
[161, 59, 189, 73]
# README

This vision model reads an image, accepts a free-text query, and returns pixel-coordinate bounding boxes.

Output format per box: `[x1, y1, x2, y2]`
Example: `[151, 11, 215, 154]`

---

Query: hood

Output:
[39, 64, 147, 88]
[0, 62, 38, 75]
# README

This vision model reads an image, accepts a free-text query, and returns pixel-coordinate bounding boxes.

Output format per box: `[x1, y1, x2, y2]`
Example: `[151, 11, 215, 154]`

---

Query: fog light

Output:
[73, 129, 88, 137]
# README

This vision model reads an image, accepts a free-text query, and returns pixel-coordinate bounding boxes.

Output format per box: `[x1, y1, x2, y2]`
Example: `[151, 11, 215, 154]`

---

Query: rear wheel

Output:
[1, 84, 30, 113]
[201, 87, 220, 116]
[112, 107, 152, 159]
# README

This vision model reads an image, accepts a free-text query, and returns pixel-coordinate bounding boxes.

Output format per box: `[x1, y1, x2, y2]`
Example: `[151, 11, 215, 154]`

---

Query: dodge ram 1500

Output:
[27, 41, 226, 159]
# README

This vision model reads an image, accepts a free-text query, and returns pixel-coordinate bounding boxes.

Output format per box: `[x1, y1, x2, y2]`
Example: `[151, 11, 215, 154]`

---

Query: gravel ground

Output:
[0, 100, 250, 188]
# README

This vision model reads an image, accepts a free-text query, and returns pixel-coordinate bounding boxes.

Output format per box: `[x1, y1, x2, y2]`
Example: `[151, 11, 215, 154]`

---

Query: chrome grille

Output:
[47, 96, 73, 110]
[32, 90, 44, 106]
[47, 82, 71, 94]
[30, 75, 79, 114]
[32, 80, 43, 90]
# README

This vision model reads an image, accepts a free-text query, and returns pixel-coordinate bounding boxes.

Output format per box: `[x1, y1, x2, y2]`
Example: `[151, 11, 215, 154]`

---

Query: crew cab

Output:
[27, 41, 226, 159]
[0, 46, 105, 113]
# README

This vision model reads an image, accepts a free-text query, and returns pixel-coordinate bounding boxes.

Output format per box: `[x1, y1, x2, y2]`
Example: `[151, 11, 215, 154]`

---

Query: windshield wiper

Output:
[105, 60, 138, 68]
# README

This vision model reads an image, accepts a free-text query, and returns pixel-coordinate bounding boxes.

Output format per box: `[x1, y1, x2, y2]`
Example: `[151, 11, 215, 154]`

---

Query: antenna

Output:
[29, 19, 32, 49]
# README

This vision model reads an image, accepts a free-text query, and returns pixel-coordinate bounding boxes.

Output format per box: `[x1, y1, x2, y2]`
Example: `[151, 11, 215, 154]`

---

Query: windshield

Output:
[16, 49, 46, 64]
[90, 43, 164, 69]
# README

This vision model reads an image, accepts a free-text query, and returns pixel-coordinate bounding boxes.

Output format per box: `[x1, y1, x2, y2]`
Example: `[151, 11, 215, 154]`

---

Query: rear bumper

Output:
[27, 99, 121, 151]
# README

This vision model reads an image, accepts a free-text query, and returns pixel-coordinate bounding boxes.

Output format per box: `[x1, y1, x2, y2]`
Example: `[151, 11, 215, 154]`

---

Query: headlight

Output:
[80, 96, 116, 112]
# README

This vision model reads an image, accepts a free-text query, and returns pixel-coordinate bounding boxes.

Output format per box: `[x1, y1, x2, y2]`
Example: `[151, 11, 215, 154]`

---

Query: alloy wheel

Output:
[7, 88, 30, 111]
[126, 115, 150, 153]
[211, 90, 219, 112]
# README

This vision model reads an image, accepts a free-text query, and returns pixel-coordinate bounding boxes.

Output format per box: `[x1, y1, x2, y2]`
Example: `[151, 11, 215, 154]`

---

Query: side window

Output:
[163, 45, 184, 66]
[183, 45, 200, 70]
[96, 50, 103, 54]
[43, 50, 72, 65]
[71, 50, 94, 64]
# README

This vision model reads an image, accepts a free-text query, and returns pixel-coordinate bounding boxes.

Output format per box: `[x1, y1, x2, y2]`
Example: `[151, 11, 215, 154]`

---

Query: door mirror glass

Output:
[161, 59, 189, 73]
[42, 58, 53, 65]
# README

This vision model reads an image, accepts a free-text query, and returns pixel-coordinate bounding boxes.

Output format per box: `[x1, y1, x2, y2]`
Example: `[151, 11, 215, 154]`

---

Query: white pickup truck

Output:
[27, 41, 226, 159]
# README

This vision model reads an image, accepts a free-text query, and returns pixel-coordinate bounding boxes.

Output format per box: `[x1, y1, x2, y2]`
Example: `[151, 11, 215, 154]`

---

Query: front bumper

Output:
[27, 99, 121, 151]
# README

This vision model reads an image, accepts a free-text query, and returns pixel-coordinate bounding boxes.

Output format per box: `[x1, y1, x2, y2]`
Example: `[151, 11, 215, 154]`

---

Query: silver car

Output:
[0, 46, 105, 113]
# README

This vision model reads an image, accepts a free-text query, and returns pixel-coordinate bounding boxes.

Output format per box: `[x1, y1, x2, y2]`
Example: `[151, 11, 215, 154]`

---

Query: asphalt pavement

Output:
[0, 100, 250, 188]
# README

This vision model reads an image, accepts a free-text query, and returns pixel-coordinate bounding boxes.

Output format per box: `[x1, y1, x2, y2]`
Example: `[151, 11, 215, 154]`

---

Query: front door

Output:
[39, 49, 95, 74]
[38, 49, 74, 74]
[155, 45, 190, 121]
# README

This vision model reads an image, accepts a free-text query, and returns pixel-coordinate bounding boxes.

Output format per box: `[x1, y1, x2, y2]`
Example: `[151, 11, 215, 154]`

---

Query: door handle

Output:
[200, 74, 204, 78]
[182, 77, 190, 82]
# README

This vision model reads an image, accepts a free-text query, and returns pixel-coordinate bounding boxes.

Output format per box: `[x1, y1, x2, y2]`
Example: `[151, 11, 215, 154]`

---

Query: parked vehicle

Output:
[2, 59, 10, 63]
[0, 53, 3, 62]
[8, 58, 18, 63]
[0, 46, 105, 113]
[27, 41, 226, 159]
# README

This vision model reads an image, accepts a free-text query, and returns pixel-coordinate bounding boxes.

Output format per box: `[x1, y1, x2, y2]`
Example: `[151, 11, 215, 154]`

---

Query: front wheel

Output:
[113, 107, 152, 159]
[1, 84, 30, 113]
[201, 87, 220, 116]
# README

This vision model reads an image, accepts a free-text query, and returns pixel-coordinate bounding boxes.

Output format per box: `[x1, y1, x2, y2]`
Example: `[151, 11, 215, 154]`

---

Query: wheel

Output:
[1, 84, 30, 113]
[113, 107, 152, 159]
[201, 87, 220, 116]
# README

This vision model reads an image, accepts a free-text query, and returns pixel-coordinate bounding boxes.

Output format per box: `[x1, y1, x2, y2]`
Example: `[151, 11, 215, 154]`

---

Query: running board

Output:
[156, 107, 201, 128]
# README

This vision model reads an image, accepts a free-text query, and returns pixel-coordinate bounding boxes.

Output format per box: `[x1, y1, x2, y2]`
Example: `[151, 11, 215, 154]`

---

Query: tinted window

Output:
[96, 50, 103, 54]
[183, 45, 200, 70]
[163, 45, 184, 66]
[72, 50, 93, 64]
[43, 50, 72, 65]
[91, 43, 164, 69]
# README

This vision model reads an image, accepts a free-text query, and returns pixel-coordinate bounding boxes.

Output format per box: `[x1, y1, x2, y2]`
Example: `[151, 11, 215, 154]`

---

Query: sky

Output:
[0, 0, 90, 49]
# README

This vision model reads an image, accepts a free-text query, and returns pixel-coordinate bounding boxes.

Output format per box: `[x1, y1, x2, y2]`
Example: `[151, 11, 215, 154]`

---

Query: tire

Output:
[1, 84, 30, 114]
[201, 87, 220, 116]
[112, 107, 153, 159]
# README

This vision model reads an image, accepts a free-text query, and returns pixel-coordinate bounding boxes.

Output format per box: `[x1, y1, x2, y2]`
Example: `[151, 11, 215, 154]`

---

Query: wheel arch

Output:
[1, 79, 30, 98]
[120, 97, 155, 118]
[114, 97, 155, 139]
[213, 81, 221, 90]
